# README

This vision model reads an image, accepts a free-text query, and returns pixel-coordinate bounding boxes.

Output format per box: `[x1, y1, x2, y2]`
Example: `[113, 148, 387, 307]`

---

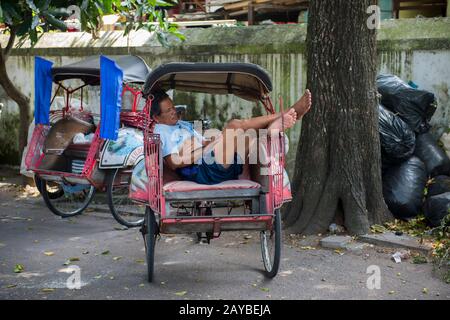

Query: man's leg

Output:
[210, 110, 298, 168]
[204, 89, 312, 168]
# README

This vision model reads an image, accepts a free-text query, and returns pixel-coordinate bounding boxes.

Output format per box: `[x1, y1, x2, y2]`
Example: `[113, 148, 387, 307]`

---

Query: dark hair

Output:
[150, 90, 169, 118]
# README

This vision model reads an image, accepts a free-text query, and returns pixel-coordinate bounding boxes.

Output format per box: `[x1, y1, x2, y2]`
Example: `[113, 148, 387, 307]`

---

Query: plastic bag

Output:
[427, 175, 450, 197]
[423, 192, 450, 227]
[378, 104, 416, 164]
[382, 156, 427, 219]
[414, 132, 450, 177]
[376, 74, 436, 133]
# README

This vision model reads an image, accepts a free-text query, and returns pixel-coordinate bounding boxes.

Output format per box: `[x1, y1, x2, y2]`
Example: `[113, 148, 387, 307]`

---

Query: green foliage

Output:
[0, 0, 183, 47]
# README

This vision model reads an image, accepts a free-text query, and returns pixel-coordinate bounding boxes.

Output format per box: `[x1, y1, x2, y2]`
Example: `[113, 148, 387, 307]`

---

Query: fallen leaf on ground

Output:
[44, 251, 55, 256]
[260, 287, 270, 292]
[101, 251, 110, 255]
[14, 264, 24, 273]
[412, 255, 427, 264]
[370, 224, 387, 234]
[69, 257, 80, 262]
[388, 291, 395, 295]
[422, 288, 428, 294]
[135, 259, 145, 264]
[175, 291, 187, 296]
[5, 284, 17, 288]
[41, 288, 55, 293]
[82, 251, 89, 255]
[300, 246, 316, 250]
[113, 256, 122, 261]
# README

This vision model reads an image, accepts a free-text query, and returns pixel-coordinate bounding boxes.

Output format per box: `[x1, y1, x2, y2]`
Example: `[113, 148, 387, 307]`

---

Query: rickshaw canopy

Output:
[142, 62, 273, 102]
[34, 55, 150, 140]
[51, 55, 150, 85]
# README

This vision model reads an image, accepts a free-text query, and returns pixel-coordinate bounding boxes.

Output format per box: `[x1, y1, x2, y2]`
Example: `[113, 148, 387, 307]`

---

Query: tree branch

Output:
[4, 28, 16, 60]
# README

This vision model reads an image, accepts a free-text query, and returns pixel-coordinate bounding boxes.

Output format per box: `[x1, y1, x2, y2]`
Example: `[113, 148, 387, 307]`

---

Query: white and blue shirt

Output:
[154, 120, 204, 159]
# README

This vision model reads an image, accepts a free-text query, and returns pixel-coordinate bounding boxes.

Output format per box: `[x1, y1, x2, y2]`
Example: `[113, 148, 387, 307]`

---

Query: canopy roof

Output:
[51, 55, 150, 84]
[142, 62, 273, 102]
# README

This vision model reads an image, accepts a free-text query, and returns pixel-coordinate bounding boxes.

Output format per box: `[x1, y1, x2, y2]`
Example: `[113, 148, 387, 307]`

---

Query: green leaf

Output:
[101, 250, 110, 255]
[26, 0, 39, 13]
[412, 255, 427, 264]
[41, 12, 67, 31]
[31, 15, 40, 29]
[174, 291, 187, 296]
[14, 264, 24, 273]
[2, 2, 21, 21]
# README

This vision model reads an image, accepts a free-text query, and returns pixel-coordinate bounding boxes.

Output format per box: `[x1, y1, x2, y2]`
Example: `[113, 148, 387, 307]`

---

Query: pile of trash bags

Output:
[377, 74, 450, 227]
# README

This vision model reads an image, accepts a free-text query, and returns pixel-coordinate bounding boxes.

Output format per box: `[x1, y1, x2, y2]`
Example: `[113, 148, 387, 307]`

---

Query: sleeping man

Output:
[151, 90, 312, 185]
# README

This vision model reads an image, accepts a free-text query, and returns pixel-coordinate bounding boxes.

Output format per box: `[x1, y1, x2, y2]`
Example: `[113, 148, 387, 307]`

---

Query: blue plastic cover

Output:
[34, 57, 54, 125]
[100, 56, 124, 140]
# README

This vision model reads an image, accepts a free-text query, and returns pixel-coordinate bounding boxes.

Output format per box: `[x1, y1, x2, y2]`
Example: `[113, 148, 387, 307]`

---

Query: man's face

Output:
[154, 97, 178, 125]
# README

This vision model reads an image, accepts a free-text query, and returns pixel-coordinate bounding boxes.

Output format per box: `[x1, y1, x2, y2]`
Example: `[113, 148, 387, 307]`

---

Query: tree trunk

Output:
[284, 0, 392, 235]
[0, 33, 31, 165]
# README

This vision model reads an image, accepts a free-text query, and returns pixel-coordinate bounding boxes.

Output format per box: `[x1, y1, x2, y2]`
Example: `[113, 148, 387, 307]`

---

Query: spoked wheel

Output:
[106, 169, 145, 227]
[142, 206, 158, 282]
[260, 209, 281, 278]
[41, 179, 96, 218]
[34, 175, 64, 199]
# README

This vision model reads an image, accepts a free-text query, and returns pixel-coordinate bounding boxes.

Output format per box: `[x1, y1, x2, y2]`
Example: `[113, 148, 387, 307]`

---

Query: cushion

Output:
[163, 179, 261, 193]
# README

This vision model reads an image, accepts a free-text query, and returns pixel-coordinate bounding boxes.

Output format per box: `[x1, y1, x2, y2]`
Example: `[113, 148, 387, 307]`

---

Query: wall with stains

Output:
[1, 18, 449, 176]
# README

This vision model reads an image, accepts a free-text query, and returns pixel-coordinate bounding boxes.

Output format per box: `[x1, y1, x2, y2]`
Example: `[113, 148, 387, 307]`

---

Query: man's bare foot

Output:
[268, 108, 297, 132]
[292, 89, 312, 118]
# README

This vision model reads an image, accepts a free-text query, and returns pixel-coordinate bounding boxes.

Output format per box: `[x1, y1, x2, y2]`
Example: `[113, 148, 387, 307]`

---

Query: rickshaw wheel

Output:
[260, 209, 281, 278]
[34, 176, 64, 199]
[106, 169, 145, 228]
[143, 206, 158, 283]
[41, 179, 95, 218]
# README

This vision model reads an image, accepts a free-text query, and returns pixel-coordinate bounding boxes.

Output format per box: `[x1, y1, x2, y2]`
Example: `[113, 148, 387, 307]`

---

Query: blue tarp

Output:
[34, 57, 54, 125]
[100, 56, 124, 140]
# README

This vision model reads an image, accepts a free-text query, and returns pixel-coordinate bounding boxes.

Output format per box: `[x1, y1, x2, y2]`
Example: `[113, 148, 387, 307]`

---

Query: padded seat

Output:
[163, 179, 261, 201]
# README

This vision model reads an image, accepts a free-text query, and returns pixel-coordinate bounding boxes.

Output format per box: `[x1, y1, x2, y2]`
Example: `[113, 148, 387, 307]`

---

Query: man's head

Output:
[150, 91, 178, 125]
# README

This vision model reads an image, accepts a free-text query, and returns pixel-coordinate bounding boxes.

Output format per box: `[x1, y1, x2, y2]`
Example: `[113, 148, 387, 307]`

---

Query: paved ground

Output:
[0, 171, 449, 300]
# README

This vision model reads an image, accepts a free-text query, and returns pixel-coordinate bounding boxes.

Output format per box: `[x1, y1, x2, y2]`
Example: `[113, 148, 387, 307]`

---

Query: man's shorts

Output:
[176, 150, 243, 185]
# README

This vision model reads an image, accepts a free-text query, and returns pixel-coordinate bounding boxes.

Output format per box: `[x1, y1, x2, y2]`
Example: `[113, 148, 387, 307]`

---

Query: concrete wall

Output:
[1, 18, 449, 176]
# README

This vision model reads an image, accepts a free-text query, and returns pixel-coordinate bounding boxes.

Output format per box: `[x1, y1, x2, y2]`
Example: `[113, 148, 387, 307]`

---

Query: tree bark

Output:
[0, 31, 31, 163]
[284, 0, 392, 235]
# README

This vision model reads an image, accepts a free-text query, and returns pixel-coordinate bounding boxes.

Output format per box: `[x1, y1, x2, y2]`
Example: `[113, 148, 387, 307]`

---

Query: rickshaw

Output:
[129, 62, 293, 282]
[25, 55, 150, 227]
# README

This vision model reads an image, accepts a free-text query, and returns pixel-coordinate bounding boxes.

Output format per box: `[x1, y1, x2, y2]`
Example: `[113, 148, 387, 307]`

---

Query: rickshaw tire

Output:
[41, 179, 95, 218]
[144, 206, 157, 283]
[35, 176, 64, 199]
[106, 169, 144, 228]
[34, 175, 43, 194]
[261, 209, 281, 279]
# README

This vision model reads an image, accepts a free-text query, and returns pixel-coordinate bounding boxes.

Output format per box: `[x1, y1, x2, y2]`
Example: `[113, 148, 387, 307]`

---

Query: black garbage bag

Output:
[423, 192, 450, 227]
[383, 156, 427, 219]
[427, 176, 450, 197]
[378, 104, 416, 164]
[414, 132, 450, 177]
[376, 74, 436, 133]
